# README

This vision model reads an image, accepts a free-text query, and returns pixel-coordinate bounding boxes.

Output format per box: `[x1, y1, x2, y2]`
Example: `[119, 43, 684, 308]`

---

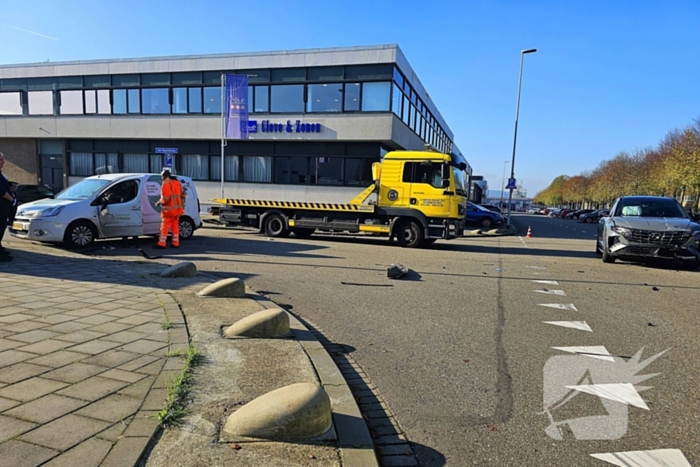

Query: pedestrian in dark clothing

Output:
[0, 152, 15, 261]
[8, 181, 18, 224]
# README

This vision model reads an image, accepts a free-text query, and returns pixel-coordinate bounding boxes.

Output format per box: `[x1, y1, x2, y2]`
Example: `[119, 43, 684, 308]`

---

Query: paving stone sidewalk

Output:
[0, 241, 188, 467]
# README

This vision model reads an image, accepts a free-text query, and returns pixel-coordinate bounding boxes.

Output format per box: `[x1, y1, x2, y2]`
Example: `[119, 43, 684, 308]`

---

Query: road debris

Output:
[387, 263, 408, 279]
[138, 248, 162, 260]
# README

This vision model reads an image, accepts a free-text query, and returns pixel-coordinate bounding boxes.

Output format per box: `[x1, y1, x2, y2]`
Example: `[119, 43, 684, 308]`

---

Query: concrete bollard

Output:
[222, 382, 332, 441]
[224, 308, 290, 338]
[160, 262, 198, 278]
[198, 278, 245, 298]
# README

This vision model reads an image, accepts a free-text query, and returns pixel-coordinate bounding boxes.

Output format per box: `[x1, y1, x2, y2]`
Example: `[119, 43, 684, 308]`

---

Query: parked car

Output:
[466, 202, 503, 229]
[567, 209, 594, 220]
[596, 196, 700, 269]
[548, 208, 561, 217]
[14, 184, 55, 205]
[479, 204, 502, 214]
[558, 209, 573, 218]
[10, 173, 203, 248]
[580, 209, 609, 223]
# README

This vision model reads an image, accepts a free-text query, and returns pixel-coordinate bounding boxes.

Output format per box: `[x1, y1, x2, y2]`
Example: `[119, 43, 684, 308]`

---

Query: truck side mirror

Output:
[458, 162, 467, 171]
[442, 179, 450, 189]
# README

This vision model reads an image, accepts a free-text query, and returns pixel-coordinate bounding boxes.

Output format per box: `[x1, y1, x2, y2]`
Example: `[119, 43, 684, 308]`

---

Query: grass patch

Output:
[155, 343, 203, 427]
[161, 314, 173, 330]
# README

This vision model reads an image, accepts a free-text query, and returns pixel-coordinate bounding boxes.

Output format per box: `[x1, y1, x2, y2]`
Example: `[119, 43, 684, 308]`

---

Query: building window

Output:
[361, 82, 390, 111]
[28, 91, 53, 115]
[391, 83, 402, 117]
[128, 89, 140, 113]
[275, 157, 309, 184]
[149, 154, 174, 174]
[344, 83, 360, 112]
[243, 156, 272, 182]
[142, 88, 170, 114]
[85, 90, 97, 114]
[345, 158, 374, 186]
[307, 84, 342, 112]
[97, 90, 110, 114]
[95, 153, 119, 174]
[393, 67, 404, 88]
[314, 157, 343, 185]
[59, 90, 83, 115]
[210, 155, 239, 181]
[254, 86, 269, 112]
[172, 88, 188, 114]
[70, 153, 94, 176]
[203, 87, 221, 114]
[181, 154, 209, 180]
[113, 90, 127, 114]
[123, 153, 149, 172]
[189, 88, 202, 113]
[270, 85, 304, 113]
[0, 92, 22, 115]
[402, 96, 410, 126]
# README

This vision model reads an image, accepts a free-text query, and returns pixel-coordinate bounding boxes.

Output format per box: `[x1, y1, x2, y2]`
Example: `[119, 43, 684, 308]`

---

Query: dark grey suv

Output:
[596, 196, 700, 269]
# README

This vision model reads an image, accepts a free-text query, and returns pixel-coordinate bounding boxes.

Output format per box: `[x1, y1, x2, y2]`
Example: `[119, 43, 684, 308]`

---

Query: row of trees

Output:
[534, 119, 700, 210]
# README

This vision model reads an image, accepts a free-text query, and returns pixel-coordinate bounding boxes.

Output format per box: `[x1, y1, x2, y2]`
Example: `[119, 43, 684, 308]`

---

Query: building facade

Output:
[0, 44, 470, 208]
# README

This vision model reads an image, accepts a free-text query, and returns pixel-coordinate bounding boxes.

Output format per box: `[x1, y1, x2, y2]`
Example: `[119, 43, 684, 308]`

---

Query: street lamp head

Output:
[522, 48, 537, 54]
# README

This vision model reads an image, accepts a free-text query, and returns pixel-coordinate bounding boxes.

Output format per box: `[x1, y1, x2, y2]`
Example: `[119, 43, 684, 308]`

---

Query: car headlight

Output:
[38, 206, 65, 217]
[612, 225, 632, 238]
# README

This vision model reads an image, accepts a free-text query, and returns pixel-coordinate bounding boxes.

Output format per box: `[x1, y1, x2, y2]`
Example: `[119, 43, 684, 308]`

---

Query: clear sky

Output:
[2, 0, 699, 195]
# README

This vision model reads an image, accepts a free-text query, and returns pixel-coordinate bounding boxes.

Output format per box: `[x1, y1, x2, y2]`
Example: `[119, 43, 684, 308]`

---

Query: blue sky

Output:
[2, 0, 699, 195]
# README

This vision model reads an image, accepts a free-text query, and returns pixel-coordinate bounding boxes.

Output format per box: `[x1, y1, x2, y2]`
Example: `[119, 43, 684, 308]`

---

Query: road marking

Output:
[539, 303, 578, 311]
[526, 266, 547, 270]
[531, 272, 551, 276]
[552, 346, 614, 361]
[532, 280, 559, 285]
[543, 321, 592, 332]
[590, 449, 691, 466]
[535, 289, 566, 296]
[567, 383, 649, 409]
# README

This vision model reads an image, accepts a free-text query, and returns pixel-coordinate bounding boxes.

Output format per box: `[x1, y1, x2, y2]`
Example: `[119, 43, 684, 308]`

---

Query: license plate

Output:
[12, 222, 26, 230]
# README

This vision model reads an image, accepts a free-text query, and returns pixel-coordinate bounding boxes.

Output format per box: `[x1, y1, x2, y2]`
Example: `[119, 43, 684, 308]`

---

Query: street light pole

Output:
[499, 160, 509, 209]
[506, 48, 537, 228]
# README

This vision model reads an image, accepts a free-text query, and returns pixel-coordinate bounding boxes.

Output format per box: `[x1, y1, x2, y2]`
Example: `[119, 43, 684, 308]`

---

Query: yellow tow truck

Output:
[213, 150, 468, 248]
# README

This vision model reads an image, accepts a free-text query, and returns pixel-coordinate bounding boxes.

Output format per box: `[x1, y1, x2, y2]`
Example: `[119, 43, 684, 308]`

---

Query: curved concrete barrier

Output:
[222, 382, 332, 441]
[224, 308, 290, 338]
[160, 261, 198, 278]
[198, 278, 245, 297]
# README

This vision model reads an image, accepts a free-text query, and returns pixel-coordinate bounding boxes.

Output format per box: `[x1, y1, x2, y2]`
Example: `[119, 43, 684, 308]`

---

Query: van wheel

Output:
[292, 228, 315, 238]
[63, 220, 97, 249]
[264, 214, 289, 237]
[179, 217, 195, 240]
[397, 219, 424, 248]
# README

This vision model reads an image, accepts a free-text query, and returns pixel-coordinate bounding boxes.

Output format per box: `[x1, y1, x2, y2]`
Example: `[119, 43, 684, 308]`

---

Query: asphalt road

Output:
[85, 214, 700, 466]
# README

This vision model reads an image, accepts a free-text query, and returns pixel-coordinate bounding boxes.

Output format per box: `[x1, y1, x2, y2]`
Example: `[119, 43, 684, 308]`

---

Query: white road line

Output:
[590, 449, 691, 467]
[535, 289, 566, 296]
[526, 266, 547, 270]
[552, 345, 614, 361]
[567, 383, 649, 409]
[531, 272, 552, 276]
[543, 321, 592, 332]
[539, 303, 578, 311]
[532, 280, 559, 285]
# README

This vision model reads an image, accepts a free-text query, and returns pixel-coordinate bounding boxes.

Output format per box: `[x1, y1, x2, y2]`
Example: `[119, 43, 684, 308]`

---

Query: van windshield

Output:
[56, 179, 111, 200]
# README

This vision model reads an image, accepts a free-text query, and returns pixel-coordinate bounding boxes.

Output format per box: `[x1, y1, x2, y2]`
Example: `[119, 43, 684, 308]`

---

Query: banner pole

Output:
[220, 73, 225, 200]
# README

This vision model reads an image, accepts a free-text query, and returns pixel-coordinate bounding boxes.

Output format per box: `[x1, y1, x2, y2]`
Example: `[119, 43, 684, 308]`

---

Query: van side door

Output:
[96, 179, 144, 239]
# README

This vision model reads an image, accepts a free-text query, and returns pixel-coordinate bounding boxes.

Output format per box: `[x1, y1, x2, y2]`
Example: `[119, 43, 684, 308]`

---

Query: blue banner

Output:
[224, 74, 249, 139]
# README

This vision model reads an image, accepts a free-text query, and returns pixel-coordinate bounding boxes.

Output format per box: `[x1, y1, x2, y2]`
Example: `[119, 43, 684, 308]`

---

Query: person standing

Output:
[155, 168, 183, 249]
[0, 152, 14, 261]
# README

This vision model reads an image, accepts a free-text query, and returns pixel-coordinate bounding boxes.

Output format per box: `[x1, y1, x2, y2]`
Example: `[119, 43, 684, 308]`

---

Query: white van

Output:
[10, 173, 202, 248]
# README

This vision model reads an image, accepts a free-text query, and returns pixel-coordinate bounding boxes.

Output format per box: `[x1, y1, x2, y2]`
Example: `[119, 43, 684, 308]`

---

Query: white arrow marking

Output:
[539, 303, 578, 312]
[552, 346, 614, 361]
[543, 321, 592, 332]
[535, 289, 566, 296]
[567, 383, 649, 409]
[590, 449, 691, 466]
[532, 280, 559, 285]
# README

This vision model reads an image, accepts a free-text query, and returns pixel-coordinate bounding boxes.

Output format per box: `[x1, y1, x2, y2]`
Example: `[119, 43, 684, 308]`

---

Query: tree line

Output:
[533, 119, 700, 210]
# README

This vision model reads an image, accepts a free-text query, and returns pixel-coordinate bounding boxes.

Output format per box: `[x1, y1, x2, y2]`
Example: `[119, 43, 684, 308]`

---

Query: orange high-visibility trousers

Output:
[158, 216, 180, 247]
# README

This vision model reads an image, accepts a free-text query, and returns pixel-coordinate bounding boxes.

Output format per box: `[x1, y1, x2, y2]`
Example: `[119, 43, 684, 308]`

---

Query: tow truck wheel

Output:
[263, 213, 289, 238]
[396, 220, 424, 248]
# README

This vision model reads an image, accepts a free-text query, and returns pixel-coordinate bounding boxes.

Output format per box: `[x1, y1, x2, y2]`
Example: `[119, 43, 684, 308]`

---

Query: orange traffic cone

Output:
[526, 226, 533, 238]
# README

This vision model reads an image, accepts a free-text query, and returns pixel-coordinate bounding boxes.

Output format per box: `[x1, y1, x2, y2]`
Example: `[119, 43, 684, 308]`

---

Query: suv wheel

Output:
[601, 240, 615, 263]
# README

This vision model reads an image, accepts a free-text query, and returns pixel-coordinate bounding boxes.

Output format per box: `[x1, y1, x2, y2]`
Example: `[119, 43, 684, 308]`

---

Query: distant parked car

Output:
[567, 209, 594, 220]
[558, 209, 573, 218]
[580, 209, 609, 223]
[466, 202, 504, 229]
[596, 196, 700, 269]
[479, 204, 502, 214]
[15, 184, 55, 205]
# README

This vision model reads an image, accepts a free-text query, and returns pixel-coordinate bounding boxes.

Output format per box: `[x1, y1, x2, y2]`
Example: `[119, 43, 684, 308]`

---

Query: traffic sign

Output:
[506, 178, 517, 190]
[164, 154, 173, 168]
[155, 148, 178, 154]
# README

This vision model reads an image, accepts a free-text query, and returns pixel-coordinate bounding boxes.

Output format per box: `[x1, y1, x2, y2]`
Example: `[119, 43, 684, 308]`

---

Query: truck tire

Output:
[63, 220, 97, 249]
[263, 213, 289, 238]
[292, 228, 315, 238]
[396, 219, 424, 248]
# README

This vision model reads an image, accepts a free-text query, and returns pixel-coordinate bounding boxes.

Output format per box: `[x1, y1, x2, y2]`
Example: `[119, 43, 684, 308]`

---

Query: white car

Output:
[10, 173, 202, 248]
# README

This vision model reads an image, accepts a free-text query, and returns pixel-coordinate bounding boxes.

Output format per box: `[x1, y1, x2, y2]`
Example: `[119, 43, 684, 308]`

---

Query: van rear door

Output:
[96, 179, 144, 238]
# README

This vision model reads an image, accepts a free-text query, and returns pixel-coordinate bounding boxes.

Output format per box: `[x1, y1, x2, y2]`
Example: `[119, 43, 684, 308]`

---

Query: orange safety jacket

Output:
[160, 179, 184, 217]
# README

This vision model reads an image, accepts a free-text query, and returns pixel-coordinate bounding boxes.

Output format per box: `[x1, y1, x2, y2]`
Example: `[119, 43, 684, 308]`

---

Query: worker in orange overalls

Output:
[155, 168, 184, 249]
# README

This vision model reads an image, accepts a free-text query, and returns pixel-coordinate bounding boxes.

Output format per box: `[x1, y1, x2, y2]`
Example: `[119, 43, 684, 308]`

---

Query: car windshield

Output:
[56, 179, 111, 200]
[615, 199, 687, 218]
[474, 204, 491, 212]
[37, 186, 54, 196]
